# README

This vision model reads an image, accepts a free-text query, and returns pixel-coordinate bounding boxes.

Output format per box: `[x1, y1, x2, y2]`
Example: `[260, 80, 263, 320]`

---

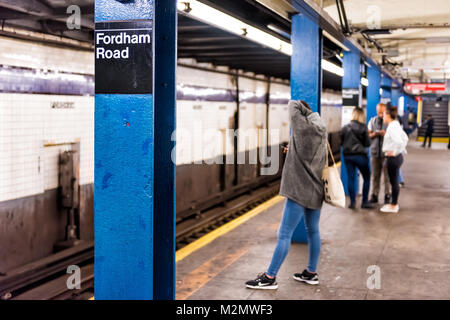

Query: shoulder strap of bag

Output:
[326, 141, 337, 168]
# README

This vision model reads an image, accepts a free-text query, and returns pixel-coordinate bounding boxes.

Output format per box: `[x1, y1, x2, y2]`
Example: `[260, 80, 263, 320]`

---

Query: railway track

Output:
[0, 181, 280, 300]
[0, 242, 94, 300]
[176, 180, 281, 249]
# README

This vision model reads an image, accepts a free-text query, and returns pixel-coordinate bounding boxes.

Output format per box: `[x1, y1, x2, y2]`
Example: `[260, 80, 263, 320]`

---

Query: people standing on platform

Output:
[340, 107, 375, 210]
[245, 100, 327, 290]
[422, 114, 434, 148]
[380, 106, 408, 213]
[368, 103, 391, 204]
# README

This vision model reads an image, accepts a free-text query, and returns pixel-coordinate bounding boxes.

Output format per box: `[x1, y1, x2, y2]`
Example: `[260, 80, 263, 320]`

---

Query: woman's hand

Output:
[386, 151, 394, 157]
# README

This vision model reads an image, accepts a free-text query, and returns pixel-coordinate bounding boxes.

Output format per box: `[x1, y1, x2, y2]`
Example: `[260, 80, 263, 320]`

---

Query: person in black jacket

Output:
[340, 107, 375, 210]
[422, 114, 434, 148]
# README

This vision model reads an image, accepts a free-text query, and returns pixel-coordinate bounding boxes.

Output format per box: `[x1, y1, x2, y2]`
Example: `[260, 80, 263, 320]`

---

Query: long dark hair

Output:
[300, 100, 311, 110]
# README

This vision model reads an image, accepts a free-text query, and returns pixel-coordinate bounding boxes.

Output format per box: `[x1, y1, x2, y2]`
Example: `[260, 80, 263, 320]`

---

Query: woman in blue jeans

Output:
[340, 108, 375, 210]
[246, 100, 327, 290]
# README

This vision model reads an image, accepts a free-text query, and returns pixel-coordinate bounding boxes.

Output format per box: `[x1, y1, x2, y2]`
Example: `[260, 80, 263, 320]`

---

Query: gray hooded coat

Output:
[279, 100, 328, 210]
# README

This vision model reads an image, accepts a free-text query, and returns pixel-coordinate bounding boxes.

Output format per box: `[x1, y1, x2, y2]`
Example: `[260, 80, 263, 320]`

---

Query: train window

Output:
[219, 106, 227, 110]
[193, 105, 202, 110]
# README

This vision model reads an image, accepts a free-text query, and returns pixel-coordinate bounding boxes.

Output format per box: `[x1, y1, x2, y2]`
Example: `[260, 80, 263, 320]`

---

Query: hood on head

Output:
[288, 100, 313, 118]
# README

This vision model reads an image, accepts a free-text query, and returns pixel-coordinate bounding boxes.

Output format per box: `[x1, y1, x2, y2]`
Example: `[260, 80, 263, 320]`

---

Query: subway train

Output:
[0, 35, 342, 272]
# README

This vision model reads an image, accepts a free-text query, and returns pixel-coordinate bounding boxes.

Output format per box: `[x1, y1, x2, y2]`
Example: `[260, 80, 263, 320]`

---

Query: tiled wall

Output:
[0, 94, 94, 202]
[0, 35, 94, 203]
[0, 36, 93, 74]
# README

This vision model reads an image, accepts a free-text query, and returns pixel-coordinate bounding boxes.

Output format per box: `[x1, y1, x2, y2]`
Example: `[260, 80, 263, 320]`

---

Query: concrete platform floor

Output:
[176, 142, 450, 300]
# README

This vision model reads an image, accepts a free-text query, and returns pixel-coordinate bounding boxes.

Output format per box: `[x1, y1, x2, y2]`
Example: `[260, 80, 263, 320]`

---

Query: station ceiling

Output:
[320, 0, 450, 82]
[0, 0, 342, 89]
[0, 0, 94, 43]
[1, 1, 448, 84]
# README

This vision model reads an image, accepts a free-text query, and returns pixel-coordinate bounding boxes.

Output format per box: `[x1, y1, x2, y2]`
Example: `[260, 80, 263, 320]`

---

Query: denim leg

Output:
[344, 157, 357, 204]
[356, 156, 371, 204]
[266, 199, 305, 277]
[398, 169, 404, 184]
[304, 208, 321, 273]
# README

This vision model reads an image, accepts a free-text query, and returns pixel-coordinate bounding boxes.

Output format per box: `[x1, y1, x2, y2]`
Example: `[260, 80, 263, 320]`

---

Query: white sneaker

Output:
[380, 204, 399, 213]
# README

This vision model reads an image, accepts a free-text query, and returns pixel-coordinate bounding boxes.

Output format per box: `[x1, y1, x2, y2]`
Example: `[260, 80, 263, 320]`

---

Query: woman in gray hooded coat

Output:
[246, 100, 328, 290]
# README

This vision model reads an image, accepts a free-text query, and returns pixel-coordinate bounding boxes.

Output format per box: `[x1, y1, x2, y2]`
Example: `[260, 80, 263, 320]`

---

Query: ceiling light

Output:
[322, 59, 345, 77]
[177, 0, 292, 55]
[177, 0, 345, 77]
[361, 77, 369, 87]
[267, 24, 291, 40]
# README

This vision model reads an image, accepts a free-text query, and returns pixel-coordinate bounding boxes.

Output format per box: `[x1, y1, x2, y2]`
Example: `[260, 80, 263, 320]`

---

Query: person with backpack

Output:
[245, 100, 327, 289]
[340, 107, 375, 210]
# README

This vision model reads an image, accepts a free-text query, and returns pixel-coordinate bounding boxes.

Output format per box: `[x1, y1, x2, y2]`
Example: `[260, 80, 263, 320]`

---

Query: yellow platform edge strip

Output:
[175, 195, 285, 263]
[417, 137, 449, 143]
[89, 195, 284, 300]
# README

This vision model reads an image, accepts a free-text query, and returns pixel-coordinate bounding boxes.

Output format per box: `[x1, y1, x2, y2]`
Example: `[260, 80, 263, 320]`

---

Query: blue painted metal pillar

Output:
[94, 0, 176, 300]
[366, 65, 381, 123]
[380, 74, 392, 104]
[290, 13, 322, 243]
[340, 45, 361, 196]
[391, 87, 401, 107]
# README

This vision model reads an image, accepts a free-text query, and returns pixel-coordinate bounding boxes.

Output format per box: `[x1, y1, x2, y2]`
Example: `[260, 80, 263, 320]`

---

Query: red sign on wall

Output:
[405, 83, 446, 92]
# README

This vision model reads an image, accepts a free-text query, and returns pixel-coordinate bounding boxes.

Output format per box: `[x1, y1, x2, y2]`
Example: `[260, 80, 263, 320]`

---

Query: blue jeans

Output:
[398, 169, 404, 184]
[266, 199, 321, 276]
[344, 154, 371, 205]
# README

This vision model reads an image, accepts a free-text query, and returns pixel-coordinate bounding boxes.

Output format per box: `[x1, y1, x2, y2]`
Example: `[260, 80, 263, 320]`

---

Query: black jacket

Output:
[425, 119, 434, 134]
[340, 120, 370, 156]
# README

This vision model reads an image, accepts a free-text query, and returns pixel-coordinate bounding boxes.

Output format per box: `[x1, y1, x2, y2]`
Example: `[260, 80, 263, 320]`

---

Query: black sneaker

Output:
[293, 269, 319, 285]
[370, 194, 378, 204]
[348, 202, 356, 210]
[361, 202, 376, 209]
[384, 194, 391, 205]
[245, 273, 278, 290]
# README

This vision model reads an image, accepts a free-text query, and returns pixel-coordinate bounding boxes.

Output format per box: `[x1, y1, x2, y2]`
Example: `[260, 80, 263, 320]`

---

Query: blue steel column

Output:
[366, 65, 381, 123]
[391, 87, 401, 107]
[153, 0, 177, 300]
[290, 13, 322, 243]
[340, 46, 361, 195]
[380, 74, 392, 104]
[94, 0, 176, 300]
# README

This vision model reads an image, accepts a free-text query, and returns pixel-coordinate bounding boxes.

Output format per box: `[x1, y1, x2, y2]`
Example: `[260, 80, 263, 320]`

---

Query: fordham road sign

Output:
[95, 20, 153, 94]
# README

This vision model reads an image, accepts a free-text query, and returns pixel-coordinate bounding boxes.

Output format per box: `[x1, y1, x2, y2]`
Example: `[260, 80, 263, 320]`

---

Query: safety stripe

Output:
[175, 195, 285, 262]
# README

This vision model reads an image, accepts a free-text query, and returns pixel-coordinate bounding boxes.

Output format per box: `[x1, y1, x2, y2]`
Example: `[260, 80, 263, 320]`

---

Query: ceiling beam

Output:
[0, 2, 94, 29]
[0, 0, 53, 16]
[178, 36, 240, 43]
[179, 44, 260, 50]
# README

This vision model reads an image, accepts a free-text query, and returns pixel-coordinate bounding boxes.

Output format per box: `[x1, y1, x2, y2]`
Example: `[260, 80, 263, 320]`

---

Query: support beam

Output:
[0, 0, 53, 16]
[153, 0, 177, 300]
[340, 46, 361, 196]
[366, 65, 381, 123]
[391, 87, 401, 108]
[290, 13, 323, 243]
[94, 0, 176, 300]
[290, 13, 322, 113]
[381, 74, 392, 104]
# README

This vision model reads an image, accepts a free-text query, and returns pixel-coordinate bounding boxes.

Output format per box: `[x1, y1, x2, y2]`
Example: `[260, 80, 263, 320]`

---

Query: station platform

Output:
[176, 142, 450, 300]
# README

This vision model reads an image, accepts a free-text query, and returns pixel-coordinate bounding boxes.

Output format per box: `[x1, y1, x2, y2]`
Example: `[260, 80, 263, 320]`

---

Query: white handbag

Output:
[322, 142, 346, 208]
